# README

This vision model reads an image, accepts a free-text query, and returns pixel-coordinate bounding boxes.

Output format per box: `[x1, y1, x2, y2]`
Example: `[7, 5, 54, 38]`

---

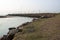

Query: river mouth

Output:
[0, 17, 33, 37]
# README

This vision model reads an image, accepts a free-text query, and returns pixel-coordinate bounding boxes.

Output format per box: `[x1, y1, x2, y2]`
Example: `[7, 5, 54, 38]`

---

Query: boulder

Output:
[8, 29, 18, 35]
[9, 27, 16, 30]
[7, 27, 18, 40]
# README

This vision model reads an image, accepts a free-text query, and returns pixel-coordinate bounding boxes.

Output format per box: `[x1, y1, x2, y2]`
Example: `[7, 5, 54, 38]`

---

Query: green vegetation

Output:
[13, 14, 60, 40]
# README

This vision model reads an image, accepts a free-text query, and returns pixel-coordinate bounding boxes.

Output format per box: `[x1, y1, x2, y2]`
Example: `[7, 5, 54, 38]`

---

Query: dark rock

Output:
[7, 27, 18, 40]
[7, 34, 14, 40]
[0, 27, 23, 40]
[9, 27, 16, 30]
[8, 28, 18, 35]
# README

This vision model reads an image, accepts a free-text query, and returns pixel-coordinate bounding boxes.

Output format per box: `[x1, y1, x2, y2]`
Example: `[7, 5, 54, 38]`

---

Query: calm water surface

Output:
[0, 17, 33, 37]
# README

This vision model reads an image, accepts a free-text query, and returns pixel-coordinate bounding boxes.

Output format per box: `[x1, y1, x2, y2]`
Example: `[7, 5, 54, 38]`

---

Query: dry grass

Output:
[13, 14, 60, 40]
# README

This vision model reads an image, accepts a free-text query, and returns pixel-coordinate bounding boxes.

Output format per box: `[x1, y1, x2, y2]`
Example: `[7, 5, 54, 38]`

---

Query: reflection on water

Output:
[0, 17, 33, 37]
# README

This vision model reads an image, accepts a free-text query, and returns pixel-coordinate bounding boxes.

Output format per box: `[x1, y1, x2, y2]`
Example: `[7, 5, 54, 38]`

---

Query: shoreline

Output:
[0, 13, 57, 40]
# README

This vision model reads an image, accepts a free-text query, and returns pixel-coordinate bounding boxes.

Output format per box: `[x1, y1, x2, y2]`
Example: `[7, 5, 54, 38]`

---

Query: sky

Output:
[0, 0, 60, 15]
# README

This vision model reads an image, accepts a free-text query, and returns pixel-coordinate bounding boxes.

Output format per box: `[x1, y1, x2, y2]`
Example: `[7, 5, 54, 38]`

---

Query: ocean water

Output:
[0, 17, 33, 37]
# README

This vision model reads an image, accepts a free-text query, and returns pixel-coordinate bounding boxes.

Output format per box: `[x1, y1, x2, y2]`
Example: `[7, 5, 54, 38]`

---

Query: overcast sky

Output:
[0, 0, 60, 15]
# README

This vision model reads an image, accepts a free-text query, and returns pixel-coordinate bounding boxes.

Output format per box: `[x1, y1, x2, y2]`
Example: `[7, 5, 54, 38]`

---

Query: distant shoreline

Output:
[0, 13, 58, 18]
